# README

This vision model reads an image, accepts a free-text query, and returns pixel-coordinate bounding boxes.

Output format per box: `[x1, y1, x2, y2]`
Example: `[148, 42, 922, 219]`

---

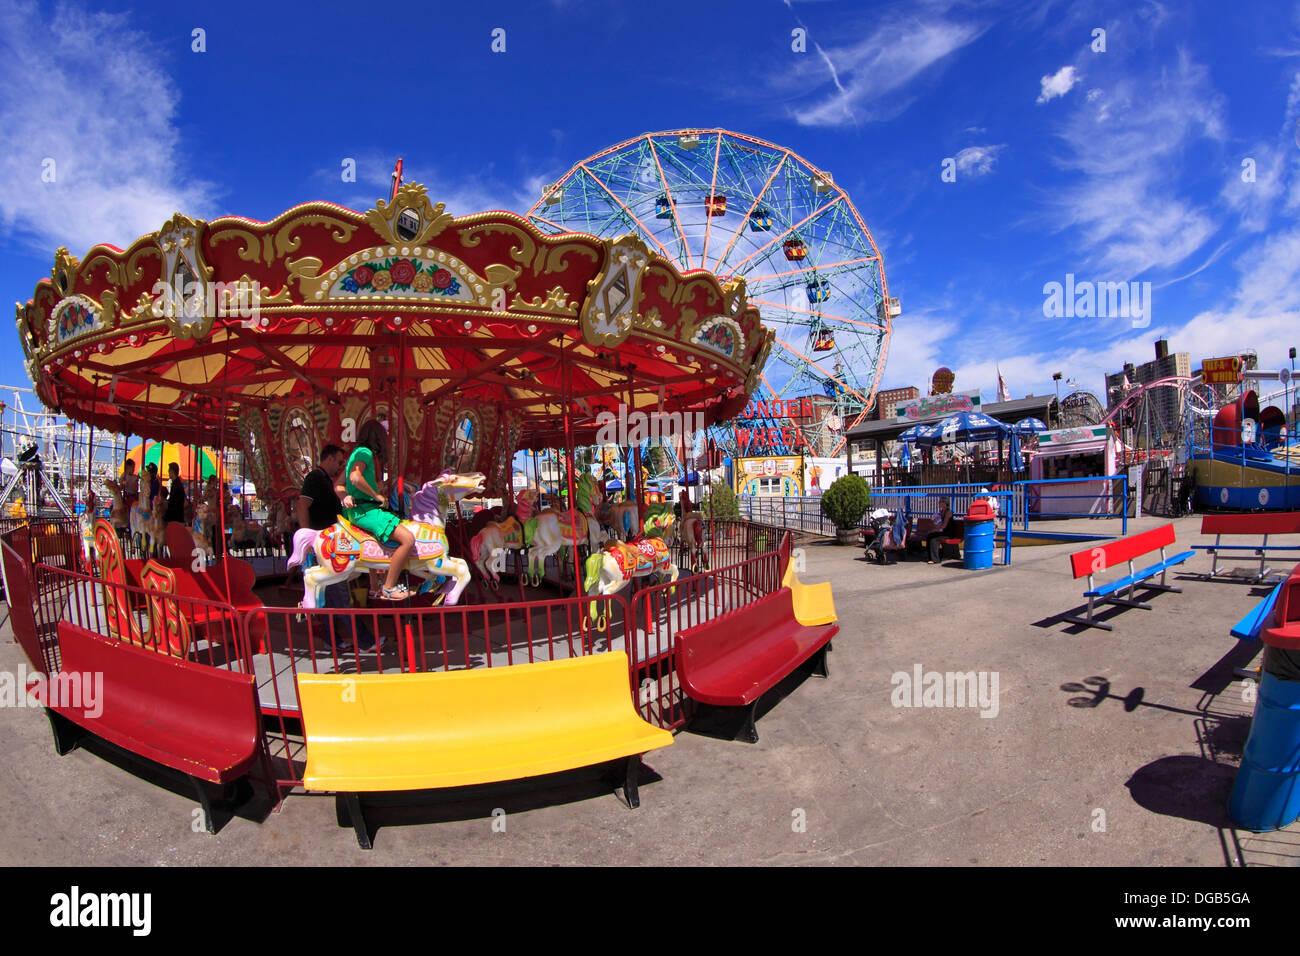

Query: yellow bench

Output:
[297, 651, 674, 848]
[781, 563, 838, 627]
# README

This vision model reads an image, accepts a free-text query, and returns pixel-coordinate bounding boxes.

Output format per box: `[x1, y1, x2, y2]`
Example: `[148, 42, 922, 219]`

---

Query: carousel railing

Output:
[5, 518, 795, 802]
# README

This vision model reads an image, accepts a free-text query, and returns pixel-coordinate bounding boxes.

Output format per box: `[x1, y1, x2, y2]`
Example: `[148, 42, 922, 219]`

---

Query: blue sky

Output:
[2, 0, 1298, 412]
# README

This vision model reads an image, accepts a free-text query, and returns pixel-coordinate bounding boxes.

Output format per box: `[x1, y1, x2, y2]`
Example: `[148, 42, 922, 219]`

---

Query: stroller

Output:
[861, 508, 906, 564]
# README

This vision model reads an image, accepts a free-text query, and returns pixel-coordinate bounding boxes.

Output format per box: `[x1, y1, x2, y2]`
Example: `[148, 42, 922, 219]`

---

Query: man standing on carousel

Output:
[298, 443, 376, 650]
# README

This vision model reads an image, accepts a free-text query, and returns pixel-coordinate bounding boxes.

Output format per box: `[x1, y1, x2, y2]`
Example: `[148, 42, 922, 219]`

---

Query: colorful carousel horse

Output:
[524, 472, 607, 585]
[287, 471, 484, 609]
[470, 488, 537, 588]
[582, 535, 678, 624]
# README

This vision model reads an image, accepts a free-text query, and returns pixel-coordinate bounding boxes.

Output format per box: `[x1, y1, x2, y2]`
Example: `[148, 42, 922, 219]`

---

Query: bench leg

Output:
[1063, 595, 1114, 631]
[189, 776, 218, 835]
[623, 755, 642, 809]
[337, 793, 372, 850]
[46, 709, 86, 757]
[741, 701, 760, 744]
[807, 645, 830, 679]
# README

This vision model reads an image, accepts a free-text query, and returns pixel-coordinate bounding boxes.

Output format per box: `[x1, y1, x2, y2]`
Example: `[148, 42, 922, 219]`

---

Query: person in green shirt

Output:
[340, 420, 415, 599]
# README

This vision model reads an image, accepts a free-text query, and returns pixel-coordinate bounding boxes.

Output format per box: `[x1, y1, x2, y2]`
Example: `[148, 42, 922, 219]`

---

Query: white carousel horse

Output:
[287, 471, 485, 609]
[129, 492, 153, 552]
[103, 480, 130, 534]
[142, 496, 167, 558]
[189, 503, 215, 564]
[469, 488, 536, 588]
[582, 535, 679, 622]
[523, 497, 608, 585]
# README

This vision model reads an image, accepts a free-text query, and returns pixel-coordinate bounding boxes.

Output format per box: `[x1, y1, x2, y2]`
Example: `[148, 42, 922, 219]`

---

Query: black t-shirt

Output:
[300, 466, 342, 531]
[164, 478, 186, 523]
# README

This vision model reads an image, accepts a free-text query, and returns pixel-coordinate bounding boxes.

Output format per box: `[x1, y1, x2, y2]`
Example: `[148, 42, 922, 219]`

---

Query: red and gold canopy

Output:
[16, 184, 772, 499]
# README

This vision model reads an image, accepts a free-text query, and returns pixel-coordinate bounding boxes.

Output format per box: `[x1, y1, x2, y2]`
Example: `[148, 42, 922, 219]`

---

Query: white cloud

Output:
[954, 144, 1006, 178]
[1036, 65, 1080, 104]
[1045, 48, 1228, 278]
[0, 2, 215, 254]
[781, 14, 988, 127]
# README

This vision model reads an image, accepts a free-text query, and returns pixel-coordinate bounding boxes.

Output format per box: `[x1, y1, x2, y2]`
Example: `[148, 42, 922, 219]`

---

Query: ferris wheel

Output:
[525, 129, 896, 459]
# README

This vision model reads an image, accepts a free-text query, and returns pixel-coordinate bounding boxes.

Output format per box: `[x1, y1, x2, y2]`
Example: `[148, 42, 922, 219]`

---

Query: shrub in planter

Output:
[821, 474, 870, 543]
[702, 479, 740, 519]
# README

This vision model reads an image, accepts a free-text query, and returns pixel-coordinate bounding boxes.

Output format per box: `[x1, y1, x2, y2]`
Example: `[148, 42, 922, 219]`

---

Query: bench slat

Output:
[1201, 512, 1300, 536]
[1068, 523, 1177, 578]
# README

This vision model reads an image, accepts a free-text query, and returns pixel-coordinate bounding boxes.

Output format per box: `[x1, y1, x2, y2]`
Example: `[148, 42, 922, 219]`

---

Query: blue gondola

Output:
[655, 195, 672, 219]
[806, 280, 831, 303]
[749, 208, 772, 231]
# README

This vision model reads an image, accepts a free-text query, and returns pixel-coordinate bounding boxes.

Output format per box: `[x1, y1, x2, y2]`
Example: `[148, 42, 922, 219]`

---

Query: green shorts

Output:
[347, 505, 403, 544]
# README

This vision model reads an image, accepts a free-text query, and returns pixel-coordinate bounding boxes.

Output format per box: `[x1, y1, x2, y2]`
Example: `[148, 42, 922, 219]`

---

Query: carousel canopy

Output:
[17, 184, 773, 499]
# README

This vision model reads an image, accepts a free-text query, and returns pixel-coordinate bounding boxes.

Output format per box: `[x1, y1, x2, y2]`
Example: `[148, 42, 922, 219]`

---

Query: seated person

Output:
[341, 421, 415, 600]
[926, 497, 955, 564]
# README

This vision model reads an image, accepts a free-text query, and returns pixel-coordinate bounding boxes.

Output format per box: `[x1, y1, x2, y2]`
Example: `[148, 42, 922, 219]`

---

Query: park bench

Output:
[675, 586, 837, 742]
[47, 622, 263, 833]
[297, 651, 674, 849]
[1063, 523, 1195, 630]
[1194, 512, 1300, 583]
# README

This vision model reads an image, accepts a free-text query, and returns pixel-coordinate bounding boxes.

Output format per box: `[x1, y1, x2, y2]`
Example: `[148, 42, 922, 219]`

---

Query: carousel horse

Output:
[523, 472, 607, 585]
[229, 510, 267, 553]
[469, 488, 537, 588]
[129, 491, 153, 552]
[641, 502, 676, 541]
[679, 508, 708, 570]
[599, 498, 640, 541]
[287, 471, 484, 610]
[189, 503, 215, 564]
[103, 479, 130, 535]
[142, 496, 167, 558]
[582, 535, 679, 623]
[78, 491, 97, 566]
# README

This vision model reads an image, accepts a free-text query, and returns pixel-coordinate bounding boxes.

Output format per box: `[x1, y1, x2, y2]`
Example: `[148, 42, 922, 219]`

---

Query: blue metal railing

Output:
[740, 472, 1131, 565]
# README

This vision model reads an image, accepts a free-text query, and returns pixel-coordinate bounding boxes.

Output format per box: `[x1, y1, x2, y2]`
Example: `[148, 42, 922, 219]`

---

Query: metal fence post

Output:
[1122, 476, 1128, 536]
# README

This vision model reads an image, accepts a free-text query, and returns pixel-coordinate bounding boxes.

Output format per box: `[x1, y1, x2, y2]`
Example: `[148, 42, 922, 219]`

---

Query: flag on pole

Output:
[996, 366, 1010, 403]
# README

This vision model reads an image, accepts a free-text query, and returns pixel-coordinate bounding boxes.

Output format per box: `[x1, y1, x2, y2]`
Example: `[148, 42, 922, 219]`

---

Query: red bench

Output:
[1195, 512, 1300, 583]
[46, 622, 264, 833]
[675, 587, 837, 742]
[1064, 523, 1194, 630]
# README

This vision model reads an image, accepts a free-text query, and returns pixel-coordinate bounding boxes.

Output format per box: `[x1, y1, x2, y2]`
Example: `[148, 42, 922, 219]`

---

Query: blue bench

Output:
[1196, 513, 1300, 583]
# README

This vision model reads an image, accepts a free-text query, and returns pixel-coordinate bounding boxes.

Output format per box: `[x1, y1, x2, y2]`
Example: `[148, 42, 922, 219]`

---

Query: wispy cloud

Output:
[954, 144, 1006, 178]
[1036, 65, 1080, 104]
[775, 10, 988, 127]
[311, 153, 542, 217]
[0, 1, 215, 254]
[1044, 45, 1227, 279]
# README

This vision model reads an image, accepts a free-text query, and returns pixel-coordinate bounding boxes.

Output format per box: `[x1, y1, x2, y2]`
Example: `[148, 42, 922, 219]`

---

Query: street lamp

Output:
[1052, 372, 1063, 425]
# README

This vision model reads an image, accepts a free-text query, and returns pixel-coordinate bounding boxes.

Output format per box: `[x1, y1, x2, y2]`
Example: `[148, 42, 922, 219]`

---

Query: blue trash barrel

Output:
[962, 499, 997, 570]
[963, 520, 994, 570]
[1229, 668, 1300, 831]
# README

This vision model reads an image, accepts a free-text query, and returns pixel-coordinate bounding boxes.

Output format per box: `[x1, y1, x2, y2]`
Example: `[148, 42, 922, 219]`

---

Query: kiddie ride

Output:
[1192, 388, 1300, 510]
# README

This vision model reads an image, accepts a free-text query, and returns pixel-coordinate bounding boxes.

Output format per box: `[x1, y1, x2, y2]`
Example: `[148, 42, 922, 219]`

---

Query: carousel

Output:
[5, 175, 827, 826]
